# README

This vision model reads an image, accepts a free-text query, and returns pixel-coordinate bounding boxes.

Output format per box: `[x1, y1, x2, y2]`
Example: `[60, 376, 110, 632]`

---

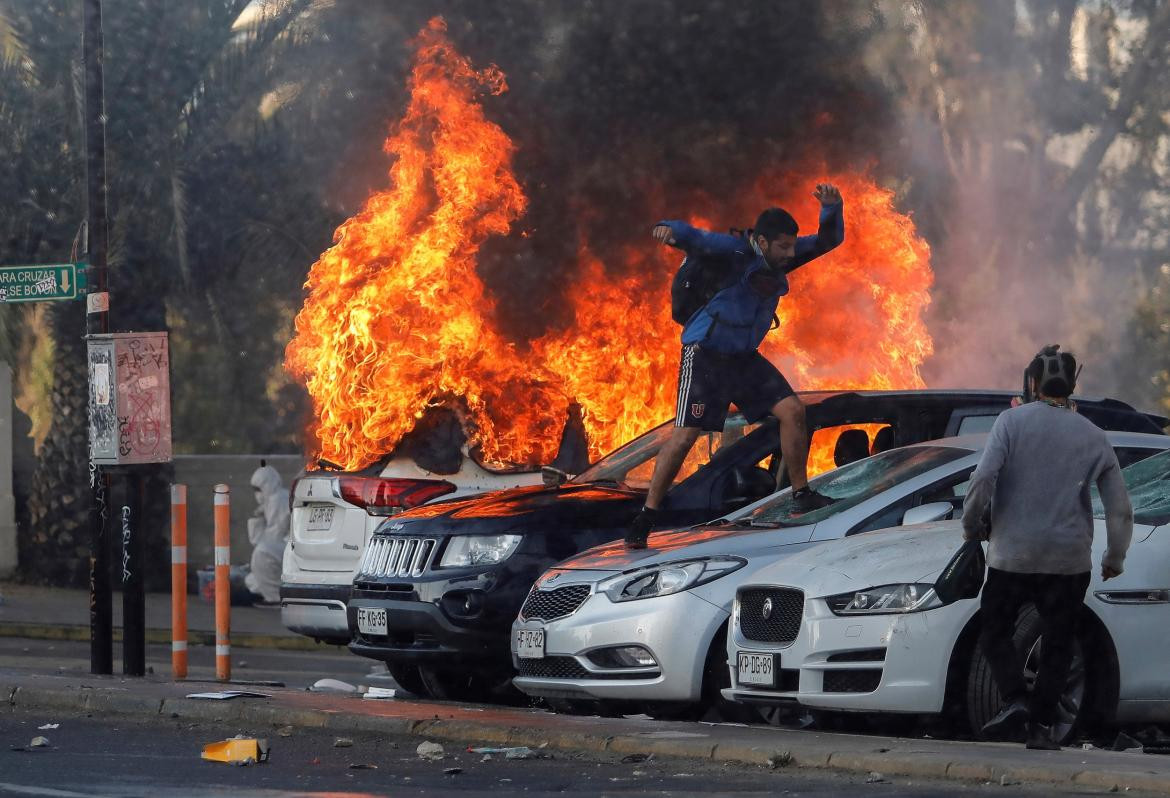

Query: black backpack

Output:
[669, 229, 750, 325]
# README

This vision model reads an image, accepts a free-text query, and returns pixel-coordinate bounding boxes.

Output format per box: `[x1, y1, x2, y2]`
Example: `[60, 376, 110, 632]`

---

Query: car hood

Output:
[557, 522, 817, 571]
[746, 520, 966, 598]
[376, 481, 643, 535]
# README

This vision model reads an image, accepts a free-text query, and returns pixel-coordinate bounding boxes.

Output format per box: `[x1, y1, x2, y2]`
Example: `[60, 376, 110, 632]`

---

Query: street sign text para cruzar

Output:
[0, 263, 86, 303]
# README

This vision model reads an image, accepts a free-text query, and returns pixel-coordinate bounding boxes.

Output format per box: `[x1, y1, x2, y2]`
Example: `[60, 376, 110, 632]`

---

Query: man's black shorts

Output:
[674, 344, 796, 431]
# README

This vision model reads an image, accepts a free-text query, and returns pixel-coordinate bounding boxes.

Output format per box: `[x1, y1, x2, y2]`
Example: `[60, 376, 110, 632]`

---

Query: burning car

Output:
[510, 432, 1168, 720]
[346, 389, 1166, 701]
[722, 445, 1170, 743]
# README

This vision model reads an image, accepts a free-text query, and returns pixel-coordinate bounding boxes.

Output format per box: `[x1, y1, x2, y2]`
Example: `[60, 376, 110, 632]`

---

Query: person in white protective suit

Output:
[245, 462, 290, 606]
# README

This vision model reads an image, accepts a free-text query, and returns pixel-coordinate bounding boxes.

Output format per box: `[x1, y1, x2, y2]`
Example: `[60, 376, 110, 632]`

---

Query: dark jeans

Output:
[978, 567, 1091, 726]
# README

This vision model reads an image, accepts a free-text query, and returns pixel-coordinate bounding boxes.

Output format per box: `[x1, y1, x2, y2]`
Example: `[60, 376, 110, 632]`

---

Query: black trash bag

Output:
[934, 540, 986, 605]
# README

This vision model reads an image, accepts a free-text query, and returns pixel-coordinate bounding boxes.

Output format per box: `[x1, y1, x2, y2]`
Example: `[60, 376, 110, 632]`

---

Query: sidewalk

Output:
[0, 582, 329, 651]
[4, 667, 1170, 794]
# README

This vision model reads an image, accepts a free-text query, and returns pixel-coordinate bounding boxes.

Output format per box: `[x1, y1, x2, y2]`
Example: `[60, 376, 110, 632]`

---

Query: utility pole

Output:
[83, 0, 113, 675]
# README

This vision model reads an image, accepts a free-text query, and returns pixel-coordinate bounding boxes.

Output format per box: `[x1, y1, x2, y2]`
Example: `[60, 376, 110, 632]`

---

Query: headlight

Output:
[825, 583, 941, 615]
[599, 557, 746, 603]
[439, 534, 522, 567]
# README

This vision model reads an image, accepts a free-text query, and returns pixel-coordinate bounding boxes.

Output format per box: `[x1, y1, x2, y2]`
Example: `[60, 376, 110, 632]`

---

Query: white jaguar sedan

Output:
[723, 447, 1170, 742]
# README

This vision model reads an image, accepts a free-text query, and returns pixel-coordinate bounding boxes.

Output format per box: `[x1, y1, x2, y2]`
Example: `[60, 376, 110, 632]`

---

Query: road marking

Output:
[0, 783, 94, 798]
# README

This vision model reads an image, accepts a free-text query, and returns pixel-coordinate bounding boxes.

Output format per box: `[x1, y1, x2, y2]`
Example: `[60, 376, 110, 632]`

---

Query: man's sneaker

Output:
[625, 508, 658, 549]
[981, 698, 1029, 739]
[792, 486, 836, 512]
[1025, 722, 1061, 751]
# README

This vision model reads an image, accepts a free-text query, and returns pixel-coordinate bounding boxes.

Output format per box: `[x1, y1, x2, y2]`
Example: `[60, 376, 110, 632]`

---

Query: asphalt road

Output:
[0, 709, 1125, 798]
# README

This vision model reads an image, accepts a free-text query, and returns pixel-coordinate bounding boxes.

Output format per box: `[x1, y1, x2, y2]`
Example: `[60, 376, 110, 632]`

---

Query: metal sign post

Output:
[83, 0, 113, 677]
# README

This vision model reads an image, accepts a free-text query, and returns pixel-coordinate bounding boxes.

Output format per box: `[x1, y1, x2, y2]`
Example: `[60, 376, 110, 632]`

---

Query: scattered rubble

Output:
[865, 772, 885, 784]
[309, 679, 359, 694]
[333, 738, 354, 748]
[201, 737, 270, 765]
[416, 741, 445, 761]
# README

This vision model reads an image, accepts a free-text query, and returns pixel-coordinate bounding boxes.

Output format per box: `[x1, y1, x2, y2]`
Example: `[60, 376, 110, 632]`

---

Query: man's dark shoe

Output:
[792, 486, 836, 512]
[981, 698, 1029, 739]
[1025, 722, 1061, 751]
[625, 508, 658, 549]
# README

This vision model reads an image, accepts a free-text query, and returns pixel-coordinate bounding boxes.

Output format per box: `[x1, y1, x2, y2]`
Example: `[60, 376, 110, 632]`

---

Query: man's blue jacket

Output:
[658, 201, 844, 353]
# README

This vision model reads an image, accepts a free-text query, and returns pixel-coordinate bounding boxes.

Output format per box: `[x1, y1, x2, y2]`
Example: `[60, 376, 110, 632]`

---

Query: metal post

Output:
[121, 472, 145, 676]
[83, 0, 113, 676]
[214, 484, 231, 682]
[171, 484, 188, 679]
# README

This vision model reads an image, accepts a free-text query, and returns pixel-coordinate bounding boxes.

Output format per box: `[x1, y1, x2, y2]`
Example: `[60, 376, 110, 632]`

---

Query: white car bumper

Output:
[280, 545, 353, 643]
[723, 592, 971, 714]
[511, 578, 727, 703]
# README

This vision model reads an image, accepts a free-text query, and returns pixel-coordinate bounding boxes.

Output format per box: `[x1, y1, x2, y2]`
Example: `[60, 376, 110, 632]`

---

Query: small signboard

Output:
[88, 332, 172, 465]
[0, 263, 83, 303]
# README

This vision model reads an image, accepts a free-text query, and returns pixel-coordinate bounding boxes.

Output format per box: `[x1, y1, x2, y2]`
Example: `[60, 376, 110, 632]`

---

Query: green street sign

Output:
[0, 263, 86, 303]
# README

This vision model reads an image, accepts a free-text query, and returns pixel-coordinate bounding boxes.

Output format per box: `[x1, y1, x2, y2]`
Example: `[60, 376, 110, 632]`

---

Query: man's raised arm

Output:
[788, 183, 845, 273]
[653, 221, 747, 256]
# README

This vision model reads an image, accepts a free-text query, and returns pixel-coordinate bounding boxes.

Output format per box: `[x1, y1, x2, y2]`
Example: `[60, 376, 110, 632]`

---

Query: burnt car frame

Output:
[346, 389, 1166, 701]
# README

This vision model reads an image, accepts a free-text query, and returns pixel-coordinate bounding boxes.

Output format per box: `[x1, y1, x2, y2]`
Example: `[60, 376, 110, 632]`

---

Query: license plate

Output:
[737, 652, 775, 687]
[306, 504, 334, 531]
[357, 607, 387, 636]
[516, 628, 545, 660]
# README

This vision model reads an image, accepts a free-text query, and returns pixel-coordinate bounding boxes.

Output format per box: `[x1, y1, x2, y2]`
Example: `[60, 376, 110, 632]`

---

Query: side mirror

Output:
[542, 466, 572, 487]
[901, 501, 955, 526]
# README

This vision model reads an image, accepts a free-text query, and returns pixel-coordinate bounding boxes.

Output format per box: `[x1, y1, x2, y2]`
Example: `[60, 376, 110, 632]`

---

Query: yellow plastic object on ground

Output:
[201, 737, 270, 764]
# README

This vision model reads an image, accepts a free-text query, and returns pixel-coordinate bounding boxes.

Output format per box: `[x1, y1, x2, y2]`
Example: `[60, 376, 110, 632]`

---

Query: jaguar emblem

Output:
[761, 597, 773, 620]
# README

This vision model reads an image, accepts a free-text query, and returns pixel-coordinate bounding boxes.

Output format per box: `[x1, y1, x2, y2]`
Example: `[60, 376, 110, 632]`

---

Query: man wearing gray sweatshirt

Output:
[962, 346, 1133, 751]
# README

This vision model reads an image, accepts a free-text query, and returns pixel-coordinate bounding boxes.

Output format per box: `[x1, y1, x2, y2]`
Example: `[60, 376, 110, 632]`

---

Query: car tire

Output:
[385, 663, 427, 698]
[417, 665, 524, 705]
[966, 604, 1089, 744]
[646, 625, 757, 723]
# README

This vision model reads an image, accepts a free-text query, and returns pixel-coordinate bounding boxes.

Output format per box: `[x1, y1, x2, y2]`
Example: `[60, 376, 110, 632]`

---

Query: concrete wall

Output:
[173, 455, 304, 576]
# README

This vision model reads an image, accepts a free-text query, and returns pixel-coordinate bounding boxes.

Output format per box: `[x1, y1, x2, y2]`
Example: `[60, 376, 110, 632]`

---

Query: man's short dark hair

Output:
[1027, 345, 1078, 399]
[754, 208, 798, 241]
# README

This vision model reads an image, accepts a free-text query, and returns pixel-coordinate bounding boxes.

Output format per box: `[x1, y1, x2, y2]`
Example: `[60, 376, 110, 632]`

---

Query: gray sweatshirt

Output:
[962, 401, 1133, 575]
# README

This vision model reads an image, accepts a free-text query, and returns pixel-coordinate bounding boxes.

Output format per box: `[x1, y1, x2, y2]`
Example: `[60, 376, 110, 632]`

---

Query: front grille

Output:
[823, 669, 882, 693]
[520, 584, 591, 621]
[358, 536, 437, 579]
[517, 656, 590, 679]
[739, 588, 803, 644]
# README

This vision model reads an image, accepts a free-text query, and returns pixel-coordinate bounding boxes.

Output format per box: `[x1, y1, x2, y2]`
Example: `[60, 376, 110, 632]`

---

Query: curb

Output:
[5, 682, 1169, 794]
[0, 622, 336, 653]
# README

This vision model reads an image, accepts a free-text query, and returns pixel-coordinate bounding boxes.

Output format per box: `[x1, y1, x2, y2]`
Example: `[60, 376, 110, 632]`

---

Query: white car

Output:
[282, 451, 542, 645]
[724, 447, 1170, 742]
[510, 432, 1170, 718]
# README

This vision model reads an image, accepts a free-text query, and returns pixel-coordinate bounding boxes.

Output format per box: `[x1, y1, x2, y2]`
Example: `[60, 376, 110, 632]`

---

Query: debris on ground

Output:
[277, 726, 294, 738]
[1111, 732, 1143, 751]
[767, 752, 793, 769]
[333, 738, 354, 748]
[37, 724, 59, 730]
[349, 763, 378, 770]
[29, 737, 51, 748]
[620, 753, 650, 764]
[481, 754, 494, 763]
[185, 691, 271, 700]
[865, 772, 885, 784]
[363, 687, 397, 700]
[999, 775, 1019, 786]
[416, 741, 445, 761]
[308, 678, 359, 694]
[444, 767, 463, 775]
[201, 737, 270, 764]
[506, 747, 538, 760]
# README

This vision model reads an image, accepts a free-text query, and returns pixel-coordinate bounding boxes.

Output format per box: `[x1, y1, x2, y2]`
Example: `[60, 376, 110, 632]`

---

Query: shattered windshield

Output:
[574, 414, 759, 490]
[736, 445, 971, 528]
[1093, 448, 1170, 526]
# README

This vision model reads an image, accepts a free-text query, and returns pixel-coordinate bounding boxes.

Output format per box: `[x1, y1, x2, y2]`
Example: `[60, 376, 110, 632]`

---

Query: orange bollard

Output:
[213, 483, 231, 682]
[171, 484, 188, 680]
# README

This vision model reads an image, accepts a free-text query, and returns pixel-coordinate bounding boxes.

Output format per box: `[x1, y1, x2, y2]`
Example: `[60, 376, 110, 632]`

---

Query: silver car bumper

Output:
[511, 584, 727, 702]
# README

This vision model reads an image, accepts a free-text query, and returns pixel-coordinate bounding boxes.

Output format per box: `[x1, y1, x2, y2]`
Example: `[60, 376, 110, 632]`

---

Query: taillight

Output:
[337, 477, 456, 516]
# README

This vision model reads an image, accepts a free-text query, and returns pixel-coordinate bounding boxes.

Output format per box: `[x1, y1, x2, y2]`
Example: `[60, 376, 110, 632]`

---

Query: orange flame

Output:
[287, 19, 935, 473]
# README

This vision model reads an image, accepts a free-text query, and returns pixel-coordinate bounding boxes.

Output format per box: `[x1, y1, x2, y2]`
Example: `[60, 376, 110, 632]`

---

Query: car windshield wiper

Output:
[747, 519, 783, 528]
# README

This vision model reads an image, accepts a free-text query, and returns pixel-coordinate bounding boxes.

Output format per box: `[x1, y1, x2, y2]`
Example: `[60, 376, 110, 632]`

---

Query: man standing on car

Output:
[626, 184, 845, 548]
[963, 345, 1133, 750]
